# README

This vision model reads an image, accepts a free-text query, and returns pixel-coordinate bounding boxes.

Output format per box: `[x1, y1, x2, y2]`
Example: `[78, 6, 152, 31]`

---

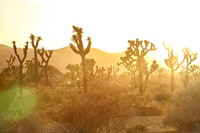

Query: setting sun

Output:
[1, 0, 200, 53]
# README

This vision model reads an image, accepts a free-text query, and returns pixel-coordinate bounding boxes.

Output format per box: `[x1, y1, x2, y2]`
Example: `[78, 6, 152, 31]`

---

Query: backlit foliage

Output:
[119, 38, 158, 95]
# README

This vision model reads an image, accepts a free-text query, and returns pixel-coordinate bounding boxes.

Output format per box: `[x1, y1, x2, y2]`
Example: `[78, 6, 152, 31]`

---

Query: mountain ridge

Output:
[0, 44, 165, 73]
[0, 44, 124, 54]
[0, 44, 125, 73]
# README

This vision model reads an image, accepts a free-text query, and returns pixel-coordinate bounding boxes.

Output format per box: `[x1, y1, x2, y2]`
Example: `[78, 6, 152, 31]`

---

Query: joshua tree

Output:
[143, 60, 159, 92]
[189, 64, 200, 82]
[182, 48, 197, 93]
[80, 58, 96, 81]
[94, 66, 106, 80]
[69, 26, 91, 92]
[30, 34, 42, 89]
[120, 38, 157, 95]
[0, 56, 18, 91]
[25, 59, 36, 82]
[113, 67, 120, 79]
[157, 68, 164, 78]
[107, 66, 120, 80]
[37, 47, 53, 86]
[6, 55, 15, 76]
[107, 66, 113, 80]
[118, 53, 138, 89]
[66, 64, 79, 81]
[66, 64, 81, 88]
[163, 43, 185, 92]
[13, 41, 28, 94]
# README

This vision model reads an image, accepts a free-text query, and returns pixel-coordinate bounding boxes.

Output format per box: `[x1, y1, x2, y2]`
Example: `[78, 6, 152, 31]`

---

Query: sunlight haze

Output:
[0, 0, 200, 54]
[2, 1, 200, 131]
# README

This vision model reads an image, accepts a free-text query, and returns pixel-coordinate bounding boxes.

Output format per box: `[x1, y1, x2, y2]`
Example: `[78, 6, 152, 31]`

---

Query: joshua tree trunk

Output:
[81, 55, 87, 92]
[44, 68, 48, 86]
[143, 75, 150, 95]
[182, 48, 197, 96]
[19, 63, 23, 94]
[171, 70, 174, 92]
[185, 65, 189, 96]
[76, 67, 80, 89]
[138, 57, 143, 95]
[184, 56, 189, 93]
[34, 48, 38, 89]
[138, 65, 143, 95]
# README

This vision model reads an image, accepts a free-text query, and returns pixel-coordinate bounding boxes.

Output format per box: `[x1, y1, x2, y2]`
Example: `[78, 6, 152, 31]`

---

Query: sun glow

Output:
[0, 0, 200, 54]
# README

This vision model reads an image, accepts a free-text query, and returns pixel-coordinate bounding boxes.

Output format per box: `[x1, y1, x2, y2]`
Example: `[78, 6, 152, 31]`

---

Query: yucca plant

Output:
[13, 41, 28, 94]
[69, 26, 91, 92]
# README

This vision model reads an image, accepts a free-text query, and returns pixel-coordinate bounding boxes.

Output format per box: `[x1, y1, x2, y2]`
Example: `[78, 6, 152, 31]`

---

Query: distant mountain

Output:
[0, 44, 12, 49]
[50, 46, 125, 73]
[0, 44, 15, 72]
[0, 44, 165, 73]
[0, 44, 125, 73]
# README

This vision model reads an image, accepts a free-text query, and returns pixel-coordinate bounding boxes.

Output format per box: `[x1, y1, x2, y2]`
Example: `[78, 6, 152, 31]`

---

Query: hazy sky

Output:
[0, 0, 200, 53]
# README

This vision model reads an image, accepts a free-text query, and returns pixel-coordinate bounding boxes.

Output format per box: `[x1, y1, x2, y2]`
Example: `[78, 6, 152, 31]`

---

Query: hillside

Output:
[0, 44, 166, 73]
[0, 44, 125, 73]
[49, 46, 126, 73]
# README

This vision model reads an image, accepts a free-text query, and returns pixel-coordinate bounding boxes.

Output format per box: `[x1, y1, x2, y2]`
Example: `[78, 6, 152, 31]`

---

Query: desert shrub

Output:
[50, 81, 130, 133]
[0, 77, 15, 92]
[163, 97, 199, 131]
[0, 119, 16, 133]
[0, 87, 17, 113]
[38, 86, 66, 106]
[126, 124, 147, 133]
[17, 117, 41, 133]
[154, 92, 172, 102]
[132, 92, 163, 116]
[0, 118, 41, 133]
[188, 81, 200, 102]
[134, 106, 162, 116]
[0, 71, 18, 92]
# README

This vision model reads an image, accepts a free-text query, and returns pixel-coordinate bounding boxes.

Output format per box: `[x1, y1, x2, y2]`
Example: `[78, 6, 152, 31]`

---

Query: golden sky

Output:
[0, 0, 200, 53]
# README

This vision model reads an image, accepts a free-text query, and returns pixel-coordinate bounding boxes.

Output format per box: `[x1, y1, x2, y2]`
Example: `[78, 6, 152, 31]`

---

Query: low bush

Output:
[126, 124, 147, 133]
[0, 120, 16, 133]
[50, 81, 130, 133]
[163, 97, 199, 131]
[134, 106, 162, 116]
[154, 92, 172, 102]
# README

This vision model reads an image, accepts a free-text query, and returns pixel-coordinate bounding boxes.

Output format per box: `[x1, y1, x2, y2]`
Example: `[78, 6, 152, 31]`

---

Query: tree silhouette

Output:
[80, 58, 96, 81]
[182, 48, 197, 94]
[30, 34, 42, 89]
[0, 56, 18, 91]
[94, 66, 106, 80]
[118, 52, 138, 89]
[37, 47, 53, 86]
[157, 68, 164, 78]
[6, 55, 15, 77]
[163, 43, 185, 92]
[69, 26, 91, 92]
[66, 64, 81, 88]
[25, 59, 36, 82]
[107, 66, 113, 80]
[120, 38, 158, 95]
[189, 64, 200, 82]
[113, 66, 120, 79]
[13, 41, 28, 94]
[143, 60, 159, 92]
